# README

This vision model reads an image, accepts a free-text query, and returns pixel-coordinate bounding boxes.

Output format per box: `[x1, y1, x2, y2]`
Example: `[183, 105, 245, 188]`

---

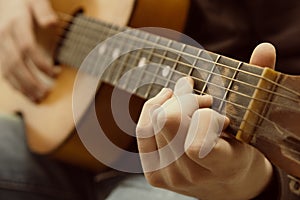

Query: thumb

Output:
[250, 43, 276, 69]
[31, 0, 58, 27]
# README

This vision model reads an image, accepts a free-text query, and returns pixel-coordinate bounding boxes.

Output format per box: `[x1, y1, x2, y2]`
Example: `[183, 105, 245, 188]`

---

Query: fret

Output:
[218, 61, 243, 113]
[146, 38, 172, 99]
[165, 44, 187, 89]
[155, 41, 182, 87]
[98, 22, 118, 82]
[134, 35, 160, 98]
[86, 17, 123, 77]
[111, 28, 134, 87]
[165, 43, 187, 89]
[116, 30, 140, 89]
[122, 31, 151, 92]
[226, 61, 263, 135]
[130, 35, 157, 97]
[203, 54, 221, 94]
[190, 50, 217, 96]
[188, 48, 203, 77]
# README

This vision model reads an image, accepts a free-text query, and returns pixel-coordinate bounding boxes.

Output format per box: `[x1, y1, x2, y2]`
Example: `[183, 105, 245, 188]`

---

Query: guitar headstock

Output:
[251, 72, 300, 178]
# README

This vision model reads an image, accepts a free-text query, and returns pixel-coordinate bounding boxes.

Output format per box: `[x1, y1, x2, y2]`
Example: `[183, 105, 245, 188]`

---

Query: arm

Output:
[136, 43, 279, 200]
[0, 0, 59, 102]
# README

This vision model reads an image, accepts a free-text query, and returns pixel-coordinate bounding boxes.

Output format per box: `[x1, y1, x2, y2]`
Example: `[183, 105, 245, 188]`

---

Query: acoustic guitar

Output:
[0, 0, 299, 179]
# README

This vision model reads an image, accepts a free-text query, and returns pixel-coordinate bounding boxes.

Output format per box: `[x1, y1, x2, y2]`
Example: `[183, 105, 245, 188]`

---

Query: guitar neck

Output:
[56, 14, 273, 136]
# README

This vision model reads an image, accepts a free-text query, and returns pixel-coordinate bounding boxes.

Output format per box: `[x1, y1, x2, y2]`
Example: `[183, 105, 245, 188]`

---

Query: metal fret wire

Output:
[60, 28, 300, 113]
[58, 14, 300, 99]
[135, 33, 157, 99]
[78, 39, 300, 116]
[57, 14, 300, 155]
[60, 24, 300, 113]
[58, 13, 300, 157]
[99, 55, 300, 152]
[219, 61, 243, 111]
[58, 16, 300, 104]
[60, 29, 300, 106]
[144, 38, 171, 98]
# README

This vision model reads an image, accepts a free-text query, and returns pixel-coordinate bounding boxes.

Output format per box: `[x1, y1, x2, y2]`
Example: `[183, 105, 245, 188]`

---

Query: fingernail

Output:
[52, 67, 61, 76]
[202, 95, 213, 104]
[157, 88, 172, 97]
[41, 14, 58, 26]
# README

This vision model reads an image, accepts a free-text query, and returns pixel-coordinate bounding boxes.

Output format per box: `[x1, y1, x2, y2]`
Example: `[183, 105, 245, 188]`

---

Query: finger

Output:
[187, 137, 237, 173]
[30, 0, 58, 27]
[2, 37, 46, 101]
[136, 88, 173, 153]
[250, 43, 276, 69]
[174, 77, 194, 96]
[12, 17, 58, 78]
[184, 109, 230, 165]
[137, 88, 173, 129]
[155, 94, 213, 142]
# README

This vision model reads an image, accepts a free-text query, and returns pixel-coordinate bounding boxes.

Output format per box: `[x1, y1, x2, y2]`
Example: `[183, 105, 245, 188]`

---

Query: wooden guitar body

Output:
[0, 0, 190, 171]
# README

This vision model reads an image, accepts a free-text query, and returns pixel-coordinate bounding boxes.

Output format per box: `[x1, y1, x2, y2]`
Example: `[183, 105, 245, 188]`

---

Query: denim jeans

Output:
[0, 113, 195, 200]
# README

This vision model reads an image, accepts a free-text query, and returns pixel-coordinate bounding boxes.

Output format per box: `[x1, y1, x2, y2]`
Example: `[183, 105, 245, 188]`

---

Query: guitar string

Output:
[56, 12, 300, 153]
[55, 13, 300, 114]
[85, 46, 300, 113]
[56, 25, 300, 136]
[56, 22, 300, 111]
[56, 13, 300, 99]
[56, 13, 297, 101]
[96, 58, 300, 157]
[55, 14, 299, 106]
[83, 49, 298, 138]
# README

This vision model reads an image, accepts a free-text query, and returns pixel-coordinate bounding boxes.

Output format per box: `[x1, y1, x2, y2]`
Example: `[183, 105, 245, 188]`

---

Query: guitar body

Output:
[0, 0, 190, 171]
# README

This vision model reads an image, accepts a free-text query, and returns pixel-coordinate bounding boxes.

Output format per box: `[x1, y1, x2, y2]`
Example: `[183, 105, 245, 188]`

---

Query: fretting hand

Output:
[136, 43, 276, 200]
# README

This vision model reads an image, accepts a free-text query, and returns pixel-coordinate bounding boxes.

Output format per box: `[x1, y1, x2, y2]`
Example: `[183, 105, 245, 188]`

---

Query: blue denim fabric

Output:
[0, 113, 94, 200]
[0, 113, 196, 200]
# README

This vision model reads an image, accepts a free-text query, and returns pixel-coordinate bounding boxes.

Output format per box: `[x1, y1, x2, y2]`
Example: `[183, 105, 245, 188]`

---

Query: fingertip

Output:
[51, 66, 61, 77]
[31, 0, 58, 27]
[174, 77, 194, 95]
[39, 14, 58, 27]
[224, 116, 230, 127]
[186, 76, 194, 85]
[157, 88, 173, 98]
[197, 94, 213, 108]
[250, 42, 276, 69]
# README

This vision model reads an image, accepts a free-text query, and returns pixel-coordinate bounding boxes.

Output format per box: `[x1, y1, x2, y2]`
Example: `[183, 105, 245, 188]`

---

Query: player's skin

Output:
[136, 43, 276, 200]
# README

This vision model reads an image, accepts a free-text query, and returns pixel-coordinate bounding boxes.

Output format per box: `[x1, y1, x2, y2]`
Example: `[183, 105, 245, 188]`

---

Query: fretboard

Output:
[56, 14, 268, 135]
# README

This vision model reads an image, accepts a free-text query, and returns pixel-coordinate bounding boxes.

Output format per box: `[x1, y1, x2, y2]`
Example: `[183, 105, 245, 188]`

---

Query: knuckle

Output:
[158, 112, 181, 131]
[186, 143, 200, 158]
[19, 40, 35, 54]
[0, 25, 6, 36]
[146, 172, 165, 188]
[168, 176, 185, 188]
[186, 172, 200, 184]
[164, 111, 181, 125]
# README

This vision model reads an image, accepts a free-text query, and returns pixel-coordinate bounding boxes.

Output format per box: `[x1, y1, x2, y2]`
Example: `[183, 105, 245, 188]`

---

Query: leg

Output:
[104, 174, 197, 200]
[0, 113, 94, 200]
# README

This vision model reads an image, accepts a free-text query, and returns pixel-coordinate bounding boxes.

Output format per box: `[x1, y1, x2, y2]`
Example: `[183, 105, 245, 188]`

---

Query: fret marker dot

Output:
[138, 57, 147, 67]
[98, 44, 107, 55]
[162, 66, 171, 77]
[112, 48, 120, 59]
